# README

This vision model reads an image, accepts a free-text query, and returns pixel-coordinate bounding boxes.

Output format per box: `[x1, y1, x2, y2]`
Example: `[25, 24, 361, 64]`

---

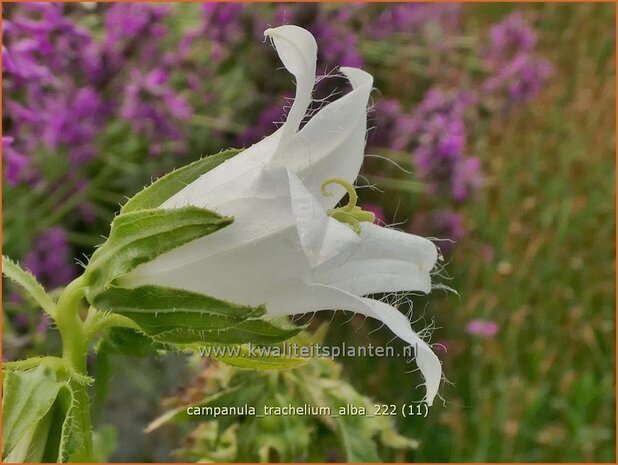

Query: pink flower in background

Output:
[465, 319, 499, 337]
[24, 227, 76, 290]
[362, 203, 386, 224]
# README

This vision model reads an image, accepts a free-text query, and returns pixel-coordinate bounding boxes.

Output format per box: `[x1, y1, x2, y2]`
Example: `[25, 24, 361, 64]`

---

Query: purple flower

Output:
[488, 12, 536, 59]
[483, 53, 552, 102]
[6, 3, 98, 81]
[236, 100, 287, 148]
[120, 68, 192, 146]
[24, 227, 76, 290]
[367, 99, 404, 149]
[407, 89, 481, 201]
[104, 3, 169, 52]
[430, 210, 464, 253]
[40, 87, 105, 165]
[3, 136, 30, 186]
[465, 319, 499, 338]
[199, 3, 244, 61]
[482, 13, 552, 103]
[362, 203, 387, 224]
[367, 3, 461, 40]
[2, 37, 52, 81]
[312, 19, 363, 68]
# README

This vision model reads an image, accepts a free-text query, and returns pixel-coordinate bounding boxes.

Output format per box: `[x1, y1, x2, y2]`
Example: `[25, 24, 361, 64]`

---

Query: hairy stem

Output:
[55, 276, 93, 461]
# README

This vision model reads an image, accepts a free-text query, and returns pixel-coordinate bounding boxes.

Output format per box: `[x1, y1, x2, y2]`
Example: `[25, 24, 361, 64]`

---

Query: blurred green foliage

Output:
[3, 3, 615, 462]
[328, 3, 615, 462]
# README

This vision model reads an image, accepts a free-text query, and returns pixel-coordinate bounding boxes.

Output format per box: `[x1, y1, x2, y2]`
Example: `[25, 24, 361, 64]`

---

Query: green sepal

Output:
[121, 148, 240, 213]
[84, 207, 232, 296]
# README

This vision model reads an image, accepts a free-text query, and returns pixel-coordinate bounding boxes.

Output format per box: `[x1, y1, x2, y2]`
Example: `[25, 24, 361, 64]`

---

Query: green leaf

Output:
[96, 327, 168, 357]
[335, 416, 381, 462]
[91, 425, 117, 462]
[85, 207, 232, 295]
[4, 401, 55, 463]
[2, 255, 56, 317]
[2, 365, 63, 461]
[213, 345, 308, 370]
[43, 384, 81, 463]
[3, 356, 93, 386]
[121, 148, 240, 213]
[154, 318, 302, 345]
[91, 285, 274, 347]
[92, 285, 265, 333]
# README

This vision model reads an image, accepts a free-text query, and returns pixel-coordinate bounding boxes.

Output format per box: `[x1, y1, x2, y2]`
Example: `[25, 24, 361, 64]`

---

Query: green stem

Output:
[55, 276, 94, 461]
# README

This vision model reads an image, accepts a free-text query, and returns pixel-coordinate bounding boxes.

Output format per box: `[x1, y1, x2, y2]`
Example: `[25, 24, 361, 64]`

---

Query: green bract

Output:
[2, 365, 81, 463]
[84, 206, 233, 296]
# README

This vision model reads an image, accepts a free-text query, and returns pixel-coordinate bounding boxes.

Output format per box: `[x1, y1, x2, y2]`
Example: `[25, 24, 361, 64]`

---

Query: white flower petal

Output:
[163, 25, 317, 210]
[264, 282, 441, 405]
[316, 258, 431, 295]
[279, 67, 374, 206]
[288, 171, 360, 267]
[264, 25, 317, 153]
[122, 228, 310, 306]
[161, 129, 284, 210]
[318, 222, 438, 276]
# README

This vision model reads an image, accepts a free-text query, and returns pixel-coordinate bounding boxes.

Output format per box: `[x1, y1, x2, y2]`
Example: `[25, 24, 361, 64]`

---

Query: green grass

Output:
[329, 4, 615, 462]
[437, 5, 616, 461]
[428, 4, 615, 461]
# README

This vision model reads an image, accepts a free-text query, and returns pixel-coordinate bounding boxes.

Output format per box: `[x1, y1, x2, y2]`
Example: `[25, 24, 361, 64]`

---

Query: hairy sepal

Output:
[84, 207, 232, 297]
[121, 148, 240, 213]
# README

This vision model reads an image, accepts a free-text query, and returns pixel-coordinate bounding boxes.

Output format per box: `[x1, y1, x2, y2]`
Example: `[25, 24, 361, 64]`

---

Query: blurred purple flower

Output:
[236, 100, 287, 148]
[40, 87, 105, 165]
[6, 3, 98, 81]
[3, 136, 30, 186]
[24, 227, 76, 290]
[2, 39, 51, 81]
[465, 319, 499, 338]
[103, 3, 169, 60]
[37, 314, 50, 335]
[408, 89, 481, 201]
[431, 209, 464, 254]
[367, 99, 404, 149]
[121, 68, 192, 145]
[367, 3, 461, 39]
[203, 3, 244, 42]
[312, 19, 363, 68]
[362, 203, 386, 224]
[483, 13, 552, 103]
[199, 3, 244, 61]
[488, 12, 536, 59]
[451, 156, 482, 202]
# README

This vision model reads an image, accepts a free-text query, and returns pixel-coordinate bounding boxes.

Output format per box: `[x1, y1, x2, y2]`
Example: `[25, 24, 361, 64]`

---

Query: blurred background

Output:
[2, 2, 615, 462]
